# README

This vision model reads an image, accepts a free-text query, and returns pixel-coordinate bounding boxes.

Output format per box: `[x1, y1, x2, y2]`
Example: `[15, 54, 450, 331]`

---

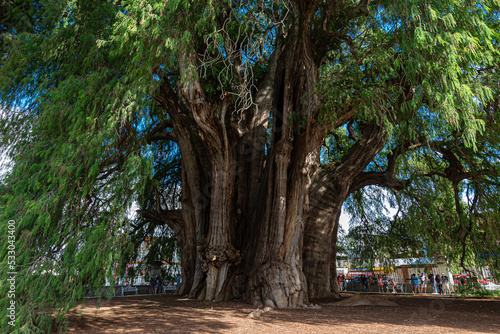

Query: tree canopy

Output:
[1, 0, 500, 332]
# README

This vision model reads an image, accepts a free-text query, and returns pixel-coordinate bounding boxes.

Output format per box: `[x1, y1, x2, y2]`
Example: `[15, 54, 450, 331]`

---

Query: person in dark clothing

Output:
[435, 274, 443, 294]
[428, 271, 437, 294]
[341, 274, 346, 292]
[360, 275, 366, 292]
[154, 275, 162, 294]
[368, 275, 374, 292]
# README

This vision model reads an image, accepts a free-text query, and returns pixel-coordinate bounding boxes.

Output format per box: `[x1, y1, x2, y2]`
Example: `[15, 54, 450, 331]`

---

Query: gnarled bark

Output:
[303, 124, 386, 299]
[145, 0, 383, 308]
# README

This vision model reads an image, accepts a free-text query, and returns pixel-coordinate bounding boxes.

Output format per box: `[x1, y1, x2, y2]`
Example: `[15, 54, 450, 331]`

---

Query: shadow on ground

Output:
[65, 293, 500, 333]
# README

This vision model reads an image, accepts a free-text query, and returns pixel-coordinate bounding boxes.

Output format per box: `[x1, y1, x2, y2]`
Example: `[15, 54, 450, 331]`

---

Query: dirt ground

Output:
[65, 293, 500, 334]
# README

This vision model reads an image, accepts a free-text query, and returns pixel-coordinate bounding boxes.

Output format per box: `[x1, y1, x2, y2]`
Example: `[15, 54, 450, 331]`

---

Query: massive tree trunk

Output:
[156, 3, 326, 307]
[303, 124, 386, 299]
[302, 123, 409, 300]
[140, 0, 387, 308]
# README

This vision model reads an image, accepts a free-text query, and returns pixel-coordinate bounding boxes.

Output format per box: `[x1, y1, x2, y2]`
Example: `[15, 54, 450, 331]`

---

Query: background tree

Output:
[1, 1, 500, 332]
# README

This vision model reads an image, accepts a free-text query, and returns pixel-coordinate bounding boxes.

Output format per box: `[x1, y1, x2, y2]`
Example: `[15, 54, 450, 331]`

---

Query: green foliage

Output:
[342, 186, 427, 268]
[454, 283, 500, 297]
[126, 138, 181, 270]
[391, 138, 500, 272]
[343, 147, 500, 275]
[319, 0, 498, 149]
[0, 1, 155, 332]
[325, 1, 500, 276]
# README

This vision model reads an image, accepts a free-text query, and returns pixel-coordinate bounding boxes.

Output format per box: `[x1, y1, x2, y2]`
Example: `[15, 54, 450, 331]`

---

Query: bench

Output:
[163, 283, 177, 293]
[386, 283, 403, 293]
[121, 285, 138, 296]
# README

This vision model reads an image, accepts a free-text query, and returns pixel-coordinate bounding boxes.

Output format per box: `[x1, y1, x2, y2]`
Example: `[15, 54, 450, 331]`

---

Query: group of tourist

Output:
[358, 274, 388, 293]
[148, 275, 164, 294]
[410, 270, 451, 294]
[338, 274, 398, 293]
[339, 270, 455, 294]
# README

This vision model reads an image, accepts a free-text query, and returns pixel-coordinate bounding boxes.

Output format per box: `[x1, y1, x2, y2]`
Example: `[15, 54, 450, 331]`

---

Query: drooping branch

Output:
[428, 141, 498, 183]
[95, 121, 139, 180]
[351, 136, 498, 195]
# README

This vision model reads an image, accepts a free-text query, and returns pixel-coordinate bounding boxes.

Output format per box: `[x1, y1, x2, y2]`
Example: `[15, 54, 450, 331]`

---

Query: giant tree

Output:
[1, 1, 500, 332]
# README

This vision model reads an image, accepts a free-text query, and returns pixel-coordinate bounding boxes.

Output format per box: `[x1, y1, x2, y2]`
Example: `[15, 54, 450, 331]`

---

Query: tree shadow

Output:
[65, 294, 500, 333]
[250, 294, 500, 333]
[66, 294, 253, 333]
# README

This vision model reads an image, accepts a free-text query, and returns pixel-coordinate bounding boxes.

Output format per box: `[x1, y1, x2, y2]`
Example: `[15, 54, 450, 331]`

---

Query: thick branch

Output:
[147, 132, 177, 143]
[146, 120, 177, 143]
[351, 171, 405, 194]
[427, 141, 498, 183]
[350, 135, 498, 195]
[337, 123, 386, 177]
[347, 120, 358, 141]
[136, 209, 184, 235]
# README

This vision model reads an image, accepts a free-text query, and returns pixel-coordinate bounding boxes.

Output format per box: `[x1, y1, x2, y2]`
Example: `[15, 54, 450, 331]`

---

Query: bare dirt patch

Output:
[65, 293, 500, 333]
[333, 293, 399, 307]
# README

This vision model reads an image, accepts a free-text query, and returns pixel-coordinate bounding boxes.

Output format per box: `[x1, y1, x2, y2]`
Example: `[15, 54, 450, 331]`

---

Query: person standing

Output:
[368, 275, 374, 292]
[458, 275, 466, 293]
[154, 275, 162, 294]
[420, 273, 427, 293]
[360, 275, 366, 292]
[159, 275, 164, 294]
[389, 278, 397, 293]
[428, 270, 437, 294]
[377, 275, 384, 292]
[341, 274, 346, 292]
[411, 273, 419, 294]
[441, 273, 450, 294]
[436, 274, 443, 294]
[149, 276, 155, 294]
